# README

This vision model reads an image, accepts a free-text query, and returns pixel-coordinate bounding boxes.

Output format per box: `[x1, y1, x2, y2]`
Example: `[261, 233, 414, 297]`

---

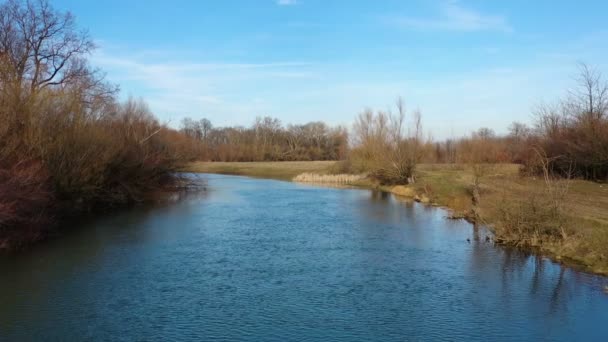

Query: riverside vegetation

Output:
[0, 0, 209, 248]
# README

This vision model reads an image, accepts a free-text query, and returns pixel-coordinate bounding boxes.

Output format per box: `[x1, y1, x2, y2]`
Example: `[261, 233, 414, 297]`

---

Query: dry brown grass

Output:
[426, 164, 608, 274]
[293, 173, 365, 184]
[186, 161, 337, 180]
[394, 163, 608, 273]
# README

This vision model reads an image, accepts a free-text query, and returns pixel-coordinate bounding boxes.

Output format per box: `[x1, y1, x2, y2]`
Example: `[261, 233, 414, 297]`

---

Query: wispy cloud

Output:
[387, 0, 512, 33]
[91, 50, 317, 125]
[276, 0, 298, 6]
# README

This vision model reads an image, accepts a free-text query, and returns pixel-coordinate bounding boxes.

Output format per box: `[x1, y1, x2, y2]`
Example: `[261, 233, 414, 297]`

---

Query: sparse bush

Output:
[494, 152, 572, 246]
[349, 98, 423, 185]
[495, 192, 570, 246]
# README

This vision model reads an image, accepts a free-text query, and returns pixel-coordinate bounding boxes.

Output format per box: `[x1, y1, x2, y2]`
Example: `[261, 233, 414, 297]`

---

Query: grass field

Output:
[185, 161, 608, 274]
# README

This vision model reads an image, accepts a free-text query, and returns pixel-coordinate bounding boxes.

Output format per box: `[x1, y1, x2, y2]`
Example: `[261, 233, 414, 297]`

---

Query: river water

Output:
[1, 174, 607, 341]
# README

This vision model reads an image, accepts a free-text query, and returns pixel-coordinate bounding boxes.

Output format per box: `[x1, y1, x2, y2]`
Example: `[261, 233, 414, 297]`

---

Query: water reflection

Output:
[370, 189, 391, 202]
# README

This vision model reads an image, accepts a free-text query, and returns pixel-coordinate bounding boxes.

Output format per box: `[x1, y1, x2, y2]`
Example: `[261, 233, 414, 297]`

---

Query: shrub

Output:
[0, 0, 195, 247]
[495, 193, 570, 246]
[349, 98, 423, 185]
[494, 154, 571, 246]
[0, 161, 52, 247]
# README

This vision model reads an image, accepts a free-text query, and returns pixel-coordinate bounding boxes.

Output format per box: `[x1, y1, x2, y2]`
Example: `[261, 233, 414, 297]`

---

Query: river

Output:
[1, 174, 607, 341]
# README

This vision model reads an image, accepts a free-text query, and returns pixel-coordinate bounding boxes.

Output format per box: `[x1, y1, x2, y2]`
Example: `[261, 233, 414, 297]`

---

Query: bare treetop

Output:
[568, 62, 608, 120]
[0, 0, 94, 92]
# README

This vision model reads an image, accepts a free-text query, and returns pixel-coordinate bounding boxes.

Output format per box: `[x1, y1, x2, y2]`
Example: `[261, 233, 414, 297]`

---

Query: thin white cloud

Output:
[91, 50, 317, 125]
[90, 30, 608, 136]
[387, 0, 512, 33]
[276, 0, 298, 6]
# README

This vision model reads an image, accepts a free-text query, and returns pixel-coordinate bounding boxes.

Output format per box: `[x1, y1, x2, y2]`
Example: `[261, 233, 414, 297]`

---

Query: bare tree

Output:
[508, 122, 530, 140]
[351, 97, 423, 184]
[199, 118, 212, 141]
[531, 63, 608, 180]
[0, 0, 95, 94]
[0, 0, 116, 146]
[567, 62, 608, 120]
[475, 127, 495, 140]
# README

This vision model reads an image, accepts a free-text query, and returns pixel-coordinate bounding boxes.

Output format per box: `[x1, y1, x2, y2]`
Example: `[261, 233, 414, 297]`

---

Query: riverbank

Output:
[186, 161, 608, 275]
[0, 180, 195, 252]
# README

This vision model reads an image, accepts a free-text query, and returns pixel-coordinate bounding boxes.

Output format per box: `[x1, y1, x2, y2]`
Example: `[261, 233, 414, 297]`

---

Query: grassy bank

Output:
[408, 164, 608, 275]
[187, 161, 608, 275]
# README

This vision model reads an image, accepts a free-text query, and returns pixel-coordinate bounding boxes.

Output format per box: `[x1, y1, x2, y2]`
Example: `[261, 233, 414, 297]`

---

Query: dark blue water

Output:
[1, 174, 607, 341]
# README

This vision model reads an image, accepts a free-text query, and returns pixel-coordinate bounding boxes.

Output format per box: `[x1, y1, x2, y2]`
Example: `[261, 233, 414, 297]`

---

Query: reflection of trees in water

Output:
[524, 251, 568, 313]
[0, 186, 211, 315]
[530, 256, 544, 295]
[370, 190, 391, 202]
[466, 224, 495, 275]
[367, 189, 606, 317]
[165, 188, 209, 204]
[368, 191, 442, 226]
[501, 247, 532, 277]
[549, 268, 567, 313]
[472, 224, 481, 242]
[462, 221, 592, 324]
[360, 190, 391, 223]
[363, 190, 413, 224]
[499, 246, 573, 314]
[362, 190, 430, 248]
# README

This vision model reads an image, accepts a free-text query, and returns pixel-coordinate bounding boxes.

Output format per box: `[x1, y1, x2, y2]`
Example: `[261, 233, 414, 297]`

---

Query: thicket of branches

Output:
[348, 98, 423, 184]
[424, 63, 608, 182]
[423, 125, 533, 165]
[0, 0, 192, 245]
[532, 63, 608, 180]
[180, 116, 349, 162]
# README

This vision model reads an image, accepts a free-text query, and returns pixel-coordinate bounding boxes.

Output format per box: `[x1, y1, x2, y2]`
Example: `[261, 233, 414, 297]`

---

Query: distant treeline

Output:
[347, 113, 607, 184]
[428, 64, 608, 181]
[176, 62, 608, 185]
[345, 63, 608, 183]
[179, 117, 349, 162]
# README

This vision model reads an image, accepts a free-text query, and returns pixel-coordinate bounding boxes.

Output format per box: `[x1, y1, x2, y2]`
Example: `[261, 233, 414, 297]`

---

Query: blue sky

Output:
[53, 0, 608, 138]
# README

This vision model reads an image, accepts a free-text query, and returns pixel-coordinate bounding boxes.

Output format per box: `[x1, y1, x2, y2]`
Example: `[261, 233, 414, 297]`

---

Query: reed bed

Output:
[293, 173, 365, 184]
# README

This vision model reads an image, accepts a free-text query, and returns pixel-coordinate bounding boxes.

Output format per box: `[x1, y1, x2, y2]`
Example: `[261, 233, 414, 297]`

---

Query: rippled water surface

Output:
[1, 174, 607, 341]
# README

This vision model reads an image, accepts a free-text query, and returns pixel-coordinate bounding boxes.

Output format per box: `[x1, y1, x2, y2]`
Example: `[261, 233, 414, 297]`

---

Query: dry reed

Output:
[293, 173, 365, 184]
